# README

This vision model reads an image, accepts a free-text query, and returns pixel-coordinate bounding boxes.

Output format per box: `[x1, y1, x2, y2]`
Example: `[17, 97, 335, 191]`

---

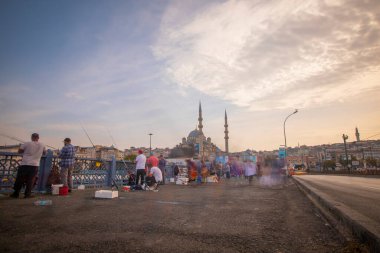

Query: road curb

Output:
[293, 176, 380, 253]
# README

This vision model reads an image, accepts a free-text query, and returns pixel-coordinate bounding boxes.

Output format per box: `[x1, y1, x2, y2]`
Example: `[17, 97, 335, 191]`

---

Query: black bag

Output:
[131, 185, 143, 191]
[145, 176, 156, 187]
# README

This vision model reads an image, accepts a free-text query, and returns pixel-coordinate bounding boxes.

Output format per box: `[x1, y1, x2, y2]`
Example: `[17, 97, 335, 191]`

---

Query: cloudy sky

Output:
[0, 0, 379, 152]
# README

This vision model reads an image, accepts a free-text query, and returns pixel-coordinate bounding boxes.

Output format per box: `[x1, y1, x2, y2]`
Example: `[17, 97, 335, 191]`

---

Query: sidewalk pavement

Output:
[0, 178, 362, 253]
[293, 176, 379, 253]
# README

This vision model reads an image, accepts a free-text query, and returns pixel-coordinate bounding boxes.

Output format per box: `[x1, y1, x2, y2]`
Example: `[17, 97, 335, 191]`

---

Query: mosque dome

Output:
[188, 129, 202, 138]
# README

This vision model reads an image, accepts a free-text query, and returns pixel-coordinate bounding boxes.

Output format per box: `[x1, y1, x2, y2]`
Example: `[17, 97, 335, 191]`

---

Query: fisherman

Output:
[59, 138, 76, 193]
[135, 149, 146, 186]
[10, 133, 46, 198]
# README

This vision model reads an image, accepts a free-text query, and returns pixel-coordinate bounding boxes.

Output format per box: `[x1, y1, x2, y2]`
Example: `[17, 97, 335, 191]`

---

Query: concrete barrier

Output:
[293, 176, 380, 253]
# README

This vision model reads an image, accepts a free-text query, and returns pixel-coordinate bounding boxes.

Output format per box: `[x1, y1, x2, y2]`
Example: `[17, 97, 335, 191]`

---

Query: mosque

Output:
[170, 102, 230, 160]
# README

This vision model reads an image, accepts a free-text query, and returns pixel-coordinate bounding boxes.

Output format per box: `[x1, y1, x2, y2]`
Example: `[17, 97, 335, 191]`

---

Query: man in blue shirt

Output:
[59, 138, 75, 192]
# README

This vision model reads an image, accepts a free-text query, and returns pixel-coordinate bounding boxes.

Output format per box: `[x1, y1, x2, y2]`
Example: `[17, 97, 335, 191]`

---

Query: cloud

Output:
[65, 92, 85, 100]
[153, 0, 380, 111]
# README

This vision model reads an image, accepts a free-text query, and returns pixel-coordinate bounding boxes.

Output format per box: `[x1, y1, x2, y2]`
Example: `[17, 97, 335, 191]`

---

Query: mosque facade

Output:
[170, 102, 229, 160]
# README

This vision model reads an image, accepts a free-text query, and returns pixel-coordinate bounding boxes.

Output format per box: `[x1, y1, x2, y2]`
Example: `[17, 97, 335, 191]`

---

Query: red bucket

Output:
[59, 186, 69, 196]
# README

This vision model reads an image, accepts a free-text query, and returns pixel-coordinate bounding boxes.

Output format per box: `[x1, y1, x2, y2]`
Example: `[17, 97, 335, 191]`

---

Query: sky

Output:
[0, 0, 380, 152]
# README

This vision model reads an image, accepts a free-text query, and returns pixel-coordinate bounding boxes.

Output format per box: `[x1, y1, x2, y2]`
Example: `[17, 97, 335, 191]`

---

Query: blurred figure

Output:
[201, 161, 209, 183]
[158, 154, 166, 184]
[224, 162, 231, 179]
[244, 160, 256, 184]
[186, 159, 197, 181]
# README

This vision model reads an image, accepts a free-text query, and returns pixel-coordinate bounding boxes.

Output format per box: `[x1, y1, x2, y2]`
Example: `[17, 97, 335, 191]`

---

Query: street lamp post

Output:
[148, 133, 153, 156]
[284, 109, 298, 169]
[342, 134, 349, 171]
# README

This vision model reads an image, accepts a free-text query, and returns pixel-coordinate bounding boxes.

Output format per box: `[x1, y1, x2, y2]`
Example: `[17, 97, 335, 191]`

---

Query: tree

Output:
[124, 154, 137, 162]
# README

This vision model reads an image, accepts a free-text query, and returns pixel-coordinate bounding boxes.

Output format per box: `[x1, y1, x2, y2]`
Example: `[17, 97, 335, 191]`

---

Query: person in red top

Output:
[147, 154, 159, 167]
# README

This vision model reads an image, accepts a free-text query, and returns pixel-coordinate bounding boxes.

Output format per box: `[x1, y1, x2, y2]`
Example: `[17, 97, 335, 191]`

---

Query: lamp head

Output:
[294, 109, 298, 114]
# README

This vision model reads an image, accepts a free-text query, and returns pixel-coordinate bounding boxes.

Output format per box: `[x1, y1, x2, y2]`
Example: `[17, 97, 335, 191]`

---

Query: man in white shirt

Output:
[150, 166, 163, 184]
[134, 149, 146, 185]
[146, 163, 162, 190]
[11, 133, 46, 198]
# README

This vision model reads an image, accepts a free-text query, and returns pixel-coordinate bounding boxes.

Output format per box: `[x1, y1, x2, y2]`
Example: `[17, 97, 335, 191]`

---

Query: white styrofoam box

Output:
[52, 184, 64, 195]
[206, 176, 218, 183]
[176, 178, 188, 185]
[95, 190, 118, 199]
[78, 185, 85, 190]
[177, 177, 189, 181]
[170, 178, 175, 183]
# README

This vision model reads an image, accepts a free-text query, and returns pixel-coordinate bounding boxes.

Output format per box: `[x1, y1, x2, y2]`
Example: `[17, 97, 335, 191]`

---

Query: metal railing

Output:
[0, 151, 136, 192]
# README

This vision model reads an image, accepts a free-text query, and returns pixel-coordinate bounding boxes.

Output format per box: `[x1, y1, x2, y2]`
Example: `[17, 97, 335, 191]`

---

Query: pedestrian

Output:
[59, 138, 76, 193]
[244, 160, 256, 185]
[173, 164, 180, 180]
[216, 162, 223, 180]
[224, 162, 231, 179]
[135, 149, 146, 185]
[10, 133, 46, 198]
[158, 154, 166, 184]
[201, 161, 209, 183]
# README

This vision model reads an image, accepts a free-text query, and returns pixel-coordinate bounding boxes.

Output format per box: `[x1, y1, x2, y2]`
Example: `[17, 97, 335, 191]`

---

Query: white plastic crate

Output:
[95, 190, 118, 199]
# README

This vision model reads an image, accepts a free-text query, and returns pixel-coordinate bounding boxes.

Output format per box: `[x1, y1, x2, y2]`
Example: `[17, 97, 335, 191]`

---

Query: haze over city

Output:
[1, 0, 379, 151]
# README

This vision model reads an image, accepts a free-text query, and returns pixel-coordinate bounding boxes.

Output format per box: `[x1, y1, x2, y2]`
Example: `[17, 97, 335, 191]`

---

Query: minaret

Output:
[355, 127, 360, 142]
[224, 109, 229, 153]
[198, 101, 203, 133]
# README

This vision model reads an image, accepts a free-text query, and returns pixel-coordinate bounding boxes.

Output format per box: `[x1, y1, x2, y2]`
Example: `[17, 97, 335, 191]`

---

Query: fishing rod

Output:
[80, 123, 119, 190]
[105, 127, 130, 166]
[0, 132, 57, 150]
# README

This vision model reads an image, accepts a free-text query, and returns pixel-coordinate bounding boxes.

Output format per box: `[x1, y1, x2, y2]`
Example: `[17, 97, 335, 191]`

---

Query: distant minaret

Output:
[224, 109, 229, 153]
[198, 101, 203, 133]
[355, 127, 360, 142]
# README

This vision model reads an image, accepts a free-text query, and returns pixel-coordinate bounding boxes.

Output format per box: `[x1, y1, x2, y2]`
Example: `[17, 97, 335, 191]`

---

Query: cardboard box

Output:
[52, 184, 63, 195]
[95, 190, 118, 199]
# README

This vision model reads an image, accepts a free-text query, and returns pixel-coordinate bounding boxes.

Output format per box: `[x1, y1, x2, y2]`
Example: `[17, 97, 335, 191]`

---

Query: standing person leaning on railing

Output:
[10, 133, 46, 198]
[59, 138, 75, 193]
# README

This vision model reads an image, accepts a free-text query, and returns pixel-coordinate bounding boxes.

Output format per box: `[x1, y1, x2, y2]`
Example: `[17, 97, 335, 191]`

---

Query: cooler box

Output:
[95, 190, 118, 199]
[59, 186, 69, 196]
[52, 184, 63, 195]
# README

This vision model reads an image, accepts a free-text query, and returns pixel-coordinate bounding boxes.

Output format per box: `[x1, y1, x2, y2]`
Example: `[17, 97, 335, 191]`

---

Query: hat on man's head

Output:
[138, 149, 143, 154]
[64, 138, 71, 142]
[31, 133, 39, 138]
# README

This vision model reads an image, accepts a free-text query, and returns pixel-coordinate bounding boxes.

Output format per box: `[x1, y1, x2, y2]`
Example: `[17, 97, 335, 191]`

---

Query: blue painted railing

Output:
[0, 151, 136, 193]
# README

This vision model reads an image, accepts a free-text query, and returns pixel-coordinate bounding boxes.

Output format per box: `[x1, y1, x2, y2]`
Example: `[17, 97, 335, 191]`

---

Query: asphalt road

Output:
[0, 177, 364, 253]
[294, 175, 380, 225]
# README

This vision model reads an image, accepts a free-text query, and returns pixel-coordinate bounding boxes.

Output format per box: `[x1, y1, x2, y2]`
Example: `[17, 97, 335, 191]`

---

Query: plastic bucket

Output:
[59, 186, 69, 196]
